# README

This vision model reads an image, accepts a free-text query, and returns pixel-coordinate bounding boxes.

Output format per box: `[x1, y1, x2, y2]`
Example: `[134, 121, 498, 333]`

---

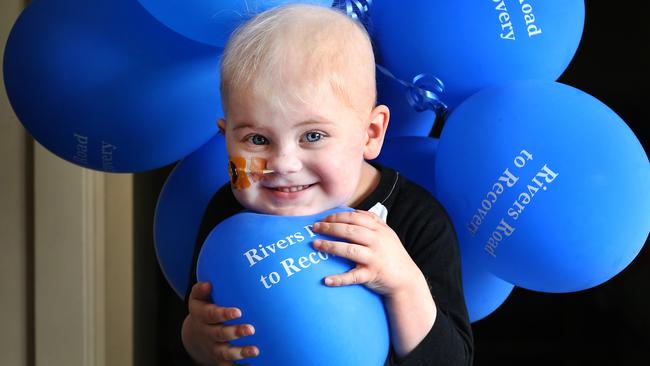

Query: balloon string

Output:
[334, 1, 448, 120]
[375, 64, 449, 118]
[334, 0, 372, 28]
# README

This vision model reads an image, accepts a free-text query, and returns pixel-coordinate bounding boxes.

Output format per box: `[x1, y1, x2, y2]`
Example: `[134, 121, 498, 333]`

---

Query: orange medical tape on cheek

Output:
[228, 156, 273, 189]
[228, 156, 250, 190]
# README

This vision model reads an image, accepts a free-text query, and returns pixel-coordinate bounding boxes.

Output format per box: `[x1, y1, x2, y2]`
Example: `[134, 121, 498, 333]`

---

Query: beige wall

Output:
[105, 174, 134, 366]
[1, 2, 134, 365]
[1, 1, 30, 365]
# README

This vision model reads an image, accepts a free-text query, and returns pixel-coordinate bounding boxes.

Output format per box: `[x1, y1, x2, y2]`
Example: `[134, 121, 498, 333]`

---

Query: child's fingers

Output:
[312, 221, 374, 247]
[189, 281, 212, 301]
[206, 305, 242, 325]
[211, 323, 255, 342]
[354, 209, 385, 223]
[188, 283, 244, 325]
[189, 297, 241, 325]
[213, 344, 260, 362]
[323, 268, 371, 287]
[320, 210, 381, 229]
[312, 240, 372, 264]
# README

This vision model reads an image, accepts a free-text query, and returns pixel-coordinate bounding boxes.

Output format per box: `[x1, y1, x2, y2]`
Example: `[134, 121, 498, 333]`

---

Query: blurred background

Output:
[1, 1, 648, 365]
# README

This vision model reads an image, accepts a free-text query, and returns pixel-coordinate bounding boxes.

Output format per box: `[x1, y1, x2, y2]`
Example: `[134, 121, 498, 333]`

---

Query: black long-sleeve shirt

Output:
[180, 164, 473, 365]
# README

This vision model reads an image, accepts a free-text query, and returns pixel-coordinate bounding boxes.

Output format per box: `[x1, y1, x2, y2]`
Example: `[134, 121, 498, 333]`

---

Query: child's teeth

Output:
[277, 185, 308, 192]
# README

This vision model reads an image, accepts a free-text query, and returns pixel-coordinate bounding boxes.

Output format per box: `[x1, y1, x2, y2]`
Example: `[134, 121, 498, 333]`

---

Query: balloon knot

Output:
[376, 64, 448, 117]
[407, 73, 448, 115]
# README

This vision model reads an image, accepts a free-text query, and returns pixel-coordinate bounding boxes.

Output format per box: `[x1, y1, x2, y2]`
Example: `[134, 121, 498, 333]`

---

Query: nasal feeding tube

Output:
[228, 156, 274, 190]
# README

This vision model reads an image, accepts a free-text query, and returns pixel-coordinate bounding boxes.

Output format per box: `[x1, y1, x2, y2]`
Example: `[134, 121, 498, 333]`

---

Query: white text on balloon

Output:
[483, 152, 561, 258]
[492, 0, 543, 41]
[467, 149, 534, 236]
[240, 224, 334, 289]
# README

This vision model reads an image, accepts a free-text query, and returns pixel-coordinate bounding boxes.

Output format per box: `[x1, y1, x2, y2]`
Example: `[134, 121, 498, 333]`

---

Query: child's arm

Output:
[313, 209, 472, 364]
[312, 210, 434, 356]
[382, 269, 437, 357]
[182, 282, 259, 365]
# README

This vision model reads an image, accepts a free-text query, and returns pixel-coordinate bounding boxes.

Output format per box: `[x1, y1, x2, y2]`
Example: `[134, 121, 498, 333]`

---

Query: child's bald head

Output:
[220, 4, 376, 117]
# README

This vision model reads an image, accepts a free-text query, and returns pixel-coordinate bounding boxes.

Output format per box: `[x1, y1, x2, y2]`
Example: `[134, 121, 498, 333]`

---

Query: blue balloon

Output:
[3, 0, 222, 172]
[377, 136, 513, 320]
[461, 254, 514, 323]
[138, 0, 334, 47]
[435, 81, 650, 292]
[197, 208, 389, 365]
[376, 136, 438, 195]
[371, 0, 585, 109]
[154, 134, 229, 298]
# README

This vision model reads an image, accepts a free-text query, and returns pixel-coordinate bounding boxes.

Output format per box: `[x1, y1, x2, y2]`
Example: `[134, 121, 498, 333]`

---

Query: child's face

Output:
[220, 85, 382, 216]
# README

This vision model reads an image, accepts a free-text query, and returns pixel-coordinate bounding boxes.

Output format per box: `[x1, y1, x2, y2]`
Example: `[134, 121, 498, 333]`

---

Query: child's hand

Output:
[312, 210, 421, 297]
[182, 282, 259, 366]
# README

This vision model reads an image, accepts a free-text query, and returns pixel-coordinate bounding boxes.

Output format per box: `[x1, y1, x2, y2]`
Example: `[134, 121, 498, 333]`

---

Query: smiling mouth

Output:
[270, 184, 312, 193]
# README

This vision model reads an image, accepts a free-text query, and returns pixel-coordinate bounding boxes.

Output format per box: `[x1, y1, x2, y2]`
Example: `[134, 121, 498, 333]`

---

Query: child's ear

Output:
[363, 104, 390, 160]
[217, 118, 226, 135]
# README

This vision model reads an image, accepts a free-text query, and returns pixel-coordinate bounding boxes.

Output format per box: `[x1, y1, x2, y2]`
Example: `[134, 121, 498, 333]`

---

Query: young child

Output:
[180, 4, 473, 365]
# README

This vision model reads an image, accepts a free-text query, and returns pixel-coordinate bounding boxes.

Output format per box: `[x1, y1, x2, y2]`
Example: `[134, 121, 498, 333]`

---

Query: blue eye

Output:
[248, 134, 268, 145]
[303, 131, 323, 143]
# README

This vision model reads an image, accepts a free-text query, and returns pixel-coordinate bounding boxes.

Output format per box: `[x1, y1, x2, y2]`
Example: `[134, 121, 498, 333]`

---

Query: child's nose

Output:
[266, 150, 302, 175]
